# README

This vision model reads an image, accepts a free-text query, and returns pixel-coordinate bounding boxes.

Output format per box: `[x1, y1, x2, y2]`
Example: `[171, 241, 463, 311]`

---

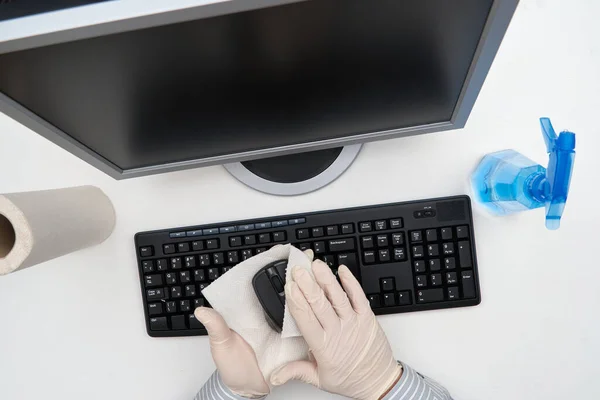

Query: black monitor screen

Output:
[0, 0, 493, 170]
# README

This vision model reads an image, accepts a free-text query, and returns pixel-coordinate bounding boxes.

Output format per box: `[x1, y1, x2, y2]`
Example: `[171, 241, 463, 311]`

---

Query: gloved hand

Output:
[194, 306, 269, 398]
[270, 260, 403, 400]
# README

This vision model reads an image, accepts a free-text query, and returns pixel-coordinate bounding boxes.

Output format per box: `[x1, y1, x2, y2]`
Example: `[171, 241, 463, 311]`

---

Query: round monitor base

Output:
[224, 144, 362, 196]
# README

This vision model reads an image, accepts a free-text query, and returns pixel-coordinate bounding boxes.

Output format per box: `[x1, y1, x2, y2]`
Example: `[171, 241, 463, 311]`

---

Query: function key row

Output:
[229, 232, 286, 247]
[163, 239, 220, 255]
[296, 223, 354, 240]
[359, 218, 403, 233]
[410, 226, 469, 243]
[169, 217, 307, 239]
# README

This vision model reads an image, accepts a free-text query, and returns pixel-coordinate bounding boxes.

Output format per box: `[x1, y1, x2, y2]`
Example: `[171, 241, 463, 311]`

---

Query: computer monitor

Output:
[0, 0, 518, 194]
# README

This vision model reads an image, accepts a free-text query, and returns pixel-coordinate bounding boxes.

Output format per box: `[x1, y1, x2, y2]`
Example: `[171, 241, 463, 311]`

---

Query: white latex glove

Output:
[270, 260, 403, 400]
[194, 306, 270, 398]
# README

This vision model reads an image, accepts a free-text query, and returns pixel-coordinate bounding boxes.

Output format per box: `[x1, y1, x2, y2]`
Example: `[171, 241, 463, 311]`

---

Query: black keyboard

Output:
[135, 195, 481, 337]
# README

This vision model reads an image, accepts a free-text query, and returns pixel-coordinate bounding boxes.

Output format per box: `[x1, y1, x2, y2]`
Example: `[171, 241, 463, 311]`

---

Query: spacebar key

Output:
[417, 289, 444, 303]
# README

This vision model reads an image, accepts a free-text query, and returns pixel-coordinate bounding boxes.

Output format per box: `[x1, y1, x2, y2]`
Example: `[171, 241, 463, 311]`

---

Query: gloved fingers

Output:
[338, 265, 372, 315]
[194, 307, 234, 346]
[293, 265, 339, 331]
[270, 360, 319, 387]
[312, 259, 355, 320]
[285, 280, 325, 347]
[303, 249, 315, 261]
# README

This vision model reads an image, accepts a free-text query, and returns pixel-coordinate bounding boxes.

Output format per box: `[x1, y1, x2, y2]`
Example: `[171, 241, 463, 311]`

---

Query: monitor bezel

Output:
[0, 0, 519, 179]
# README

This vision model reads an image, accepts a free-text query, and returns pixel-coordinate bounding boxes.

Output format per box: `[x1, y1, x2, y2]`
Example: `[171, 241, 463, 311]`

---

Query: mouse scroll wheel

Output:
[270, 275, 285, 294]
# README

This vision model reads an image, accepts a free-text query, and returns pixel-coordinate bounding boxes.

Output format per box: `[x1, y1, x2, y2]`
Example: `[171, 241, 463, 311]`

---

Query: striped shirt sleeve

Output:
[193, 371, 267, 400]
[383, 363, 453, 400]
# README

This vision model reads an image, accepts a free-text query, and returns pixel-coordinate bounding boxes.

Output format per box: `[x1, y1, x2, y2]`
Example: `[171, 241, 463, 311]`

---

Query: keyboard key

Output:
[237, 224, 254, 231]
[381, 278, 395, 291]
[255, 247, 267, 254]
[359, 222, 372, 232]
[208, 268, 220, 281]
[184, 256, 196, 268]
[194, 298, 206, 308]
[312, 227, 324, 237]
[150, 317, 168, 331]
[328, 238, 355, 252]
[145, 274, 163, 288]
[171, 315, 187, 330]
[188, 314, 204, 329]
[429, 259, 441, 271]
[412, 245, 424, 258]
[206, 239, 219, 250]
[194, 269, 205, 282]
[398, 291, 412, 305]
[166, 301, 177, 313]
[461, 270, 476, 298]
[213, 253, 224, 265]
[444, 257, 456, 270]
[180, 299, 191, 312]
[337, 253, 357, 272]
[165, 272, 177, 285]
[203, 228, 220, 235]
[362, 236, 374, 249]
[259, 233, 271, 244]
[389, 218, 403, 229]
[377, 235, 389, 247]
[410, 231, 422, 242]
[441, 227, 453, 240]
[229, 237, 242, 247]
[192, 241, 204, 251]
[244, 235, 257, 245]
[378, 249, 390, 262]
[221, 267, 231, 274]
[288, 218, 305, 225]
[219, 226, 236, 234]
[393, 248, 406, 261]
[447, 286, 460, 300]
[156, 259, 168, 271]
[392, 233, 404, 246]
[199, 254, 211, 267]
[375, 220, 387, 231]
[326, 226, 339, 236]
[314, 241, 326, 254]
[178, 242, 190, 253]
[426, 229, 438, 242]
[427, 244, 439, 257]
[363, 251, 376, 264]
[430, 274, 442, 287]
[241, 249, 253, 261]
[163, 244, 175, 255]
[298, 243, 311, 251]
[273, 231, 286, 242]
[341, 224, 354, 234]
[414, 260, 426, 273]
[147, 288, 165, 300]
[296, 229, 309, 240]
[170, 232, 186, 238]
[417, 289, 444, 303]
[148, 302, 163, 316]
[171, 257, 182, 269]
[443, 243, 455, 255]
[383, 293, 396, 306]
[227, 251, 239, 264]
[416, 275, 427, 288]
[185, 285, 196, 297]
[170, 286, 182, 298]
[186, 230, 203, 237]
[456, 226, 469, 239]
[458, 241, 473, 268]
[140, 246, 154, 257]
[256, 222, 272, 229]
[368, 294, 381, 308]
[198, 283, 209, 292]
[446, 272, 458, 284]
[142, 260, 154, 274]
[322, 255, 335, 268]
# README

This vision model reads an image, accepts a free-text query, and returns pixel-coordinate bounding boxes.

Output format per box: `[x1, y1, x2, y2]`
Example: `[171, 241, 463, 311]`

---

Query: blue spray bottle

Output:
[471, 118, 576, 230]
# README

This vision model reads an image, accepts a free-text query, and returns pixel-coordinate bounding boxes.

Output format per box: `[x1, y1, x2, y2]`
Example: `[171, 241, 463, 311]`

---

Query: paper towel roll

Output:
[0, 186, 115, 275]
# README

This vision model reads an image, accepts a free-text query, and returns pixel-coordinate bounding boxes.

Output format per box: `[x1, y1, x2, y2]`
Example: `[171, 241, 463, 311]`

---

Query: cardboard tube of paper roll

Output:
[0, 186, 115, 275]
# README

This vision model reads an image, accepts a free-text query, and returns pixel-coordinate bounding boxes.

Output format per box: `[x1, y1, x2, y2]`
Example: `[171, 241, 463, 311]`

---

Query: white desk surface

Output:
[1, 1, 600, 399]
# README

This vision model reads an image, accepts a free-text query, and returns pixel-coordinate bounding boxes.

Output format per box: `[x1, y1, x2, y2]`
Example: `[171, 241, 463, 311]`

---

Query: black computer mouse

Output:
[252, 260, 288, 332]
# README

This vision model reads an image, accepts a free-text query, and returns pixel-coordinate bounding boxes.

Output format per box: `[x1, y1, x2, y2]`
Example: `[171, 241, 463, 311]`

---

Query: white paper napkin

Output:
[202, 244, 312, 380]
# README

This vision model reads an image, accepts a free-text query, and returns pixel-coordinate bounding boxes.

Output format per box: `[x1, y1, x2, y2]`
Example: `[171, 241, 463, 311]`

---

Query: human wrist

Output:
[377, 363, 403, 400]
